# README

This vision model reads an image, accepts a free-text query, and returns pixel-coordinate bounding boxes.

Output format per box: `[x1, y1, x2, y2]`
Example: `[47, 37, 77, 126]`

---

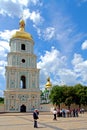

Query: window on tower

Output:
[22, 59, 25, 63]
[20, 76, 26, 89]
[21, 44, 25, 50]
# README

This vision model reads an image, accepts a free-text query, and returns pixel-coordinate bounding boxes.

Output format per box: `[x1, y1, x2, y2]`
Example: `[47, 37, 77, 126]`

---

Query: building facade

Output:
[4, 19, 40, 112]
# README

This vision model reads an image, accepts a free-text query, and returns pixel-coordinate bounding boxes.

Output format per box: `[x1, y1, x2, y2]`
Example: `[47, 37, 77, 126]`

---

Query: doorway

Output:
[20, 104, 26, 112]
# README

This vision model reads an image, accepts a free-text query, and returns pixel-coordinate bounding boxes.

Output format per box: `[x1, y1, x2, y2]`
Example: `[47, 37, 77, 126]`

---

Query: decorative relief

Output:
[31, 94, 37, 98]
[11, 71, 15, 79]
[32, 73, 36, 88]
[9, 99, 15, 111]
[9, 95, 15, 99]
[18, 94, 28, 102]
[10, 71, 16, 88]
[12, 55, 16, 65]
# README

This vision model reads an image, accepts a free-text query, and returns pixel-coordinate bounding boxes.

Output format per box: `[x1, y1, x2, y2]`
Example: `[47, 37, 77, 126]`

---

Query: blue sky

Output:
[0, 0, 87, 97]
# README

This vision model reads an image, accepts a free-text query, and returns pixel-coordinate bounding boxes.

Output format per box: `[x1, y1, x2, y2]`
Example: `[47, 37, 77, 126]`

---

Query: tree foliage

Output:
[49, 84, 87, 108]
[0, 97, 4, 104]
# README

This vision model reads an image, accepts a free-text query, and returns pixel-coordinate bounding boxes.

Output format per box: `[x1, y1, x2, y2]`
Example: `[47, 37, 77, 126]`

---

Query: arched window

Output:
[20, 104, 26, 112]
[21, 44, 25, 50]
[20, 76, 26, 89]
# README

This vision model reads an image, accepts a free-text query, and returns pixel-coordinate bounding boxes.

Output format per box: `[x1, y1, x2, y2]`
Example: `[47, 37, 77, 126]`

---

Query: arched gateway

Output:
[4, 19, 40, 112]
[20, 104, 26, 112]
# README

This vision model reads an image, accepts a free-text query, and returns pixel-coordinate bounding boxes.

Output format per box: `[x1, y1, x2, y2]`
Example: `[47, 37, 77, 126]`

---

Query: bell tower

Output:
[4, 19, 40, 112]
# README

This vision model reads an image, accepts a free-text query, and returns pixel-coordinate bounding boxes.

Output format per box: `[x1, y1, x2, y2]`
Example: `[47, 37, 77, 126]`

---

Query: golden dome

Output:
[11, 19, 33, 41]
[45, 77, 52, 89]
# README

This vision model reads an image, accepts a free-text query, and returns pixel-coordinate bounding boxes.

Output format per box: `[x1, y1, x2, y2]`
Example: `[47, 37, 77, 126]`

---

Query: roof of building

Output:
[11, 19, 33, 41]
[45, 77, 52, 89]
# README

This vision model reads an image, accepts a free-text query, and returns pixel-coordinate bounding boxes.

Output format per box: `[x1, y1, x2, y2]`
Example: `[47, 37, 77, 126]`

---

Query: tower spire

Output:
[45, 77, 52, 89]
[19, 19, 25, 31]
[11, 19, 33, 41]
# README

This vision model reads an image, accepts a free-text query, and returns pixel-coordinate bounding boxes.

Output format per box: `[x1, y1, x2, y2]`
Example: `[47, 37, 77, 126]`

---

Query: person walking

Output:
[33, 109, 39, 128]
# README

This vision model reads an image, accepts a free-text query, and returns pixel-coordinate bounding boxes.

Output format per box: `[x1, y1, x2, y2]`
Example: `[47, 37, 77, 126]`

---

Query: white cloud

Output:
[34, 6, 85, 57]
[0, 30, 13, 97]
[0, 29, 14, 51]
[72, 53, 83, 65]
[0, 60, 7, 66]
[29, 0, 42, 6]
[0, 64, 6, 78]
[22, 9, 31, 20]
[30, 11, 43, 25]
[18, 0, 29, 6]
[0, 30, 15, 41]
[33, 23, 58, 41]
[0, 0, 85, 50]
[72, 53, 87, 83]
[0, 41, 8, 78]
[0, 0, 43, 25]
[81, 40, 87, 50]
[37, 47, 67, 71]
[0, 0, 87, 93]
[0, 30, 11, 79]
[0, 90, 4, 97]
[0, 45, 7, 58]
[23, 9, 43, 25]
[0, 0, 30, 17]
[43, 27, 55, 41]
[58, 69, 77, 85]
[37, 47, 68, 88]
[0, 0, 22, 17]
[38, 48, 87, 88]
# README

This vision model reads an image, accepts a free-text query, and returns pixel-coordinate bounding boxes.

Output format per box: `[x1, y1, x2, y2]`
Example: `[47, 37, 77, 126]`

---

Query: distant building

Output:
[41, 77, 52, 104]
[4, 19, 40, 112]
[45, 77, 52, 90]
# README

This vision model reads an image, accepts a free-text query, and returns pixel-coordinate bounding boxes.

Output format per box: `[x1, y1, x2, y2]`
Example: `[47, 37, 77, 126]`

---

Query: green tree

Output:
[0, 97, 4, 104]
[74, 84, 85, 108]
[49, 84, 87, 108]
[49, 85, 64, 108]
[65, 96, 73, 109]
[77, 86, 87, 106]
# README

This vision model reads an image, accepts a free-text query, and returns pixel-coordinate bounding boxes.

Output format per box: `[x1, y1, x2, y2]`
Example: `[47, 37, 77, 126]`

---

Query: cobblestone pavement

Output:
[0, 112, 87, 130]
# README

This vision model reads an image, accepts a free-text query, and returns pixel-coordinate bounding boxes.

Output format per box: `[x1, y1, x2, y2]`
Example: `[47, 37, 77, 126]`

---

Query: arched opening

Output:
[20, 104, 26, 112]
[21, 44, 25, 50]
[20, 76, 26, 89]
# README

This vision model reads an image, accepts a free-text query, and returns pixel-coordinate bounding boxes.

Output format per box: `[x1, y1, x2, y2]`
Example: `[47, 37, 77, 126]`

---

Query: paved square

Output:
[0, 112, 87, 130]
